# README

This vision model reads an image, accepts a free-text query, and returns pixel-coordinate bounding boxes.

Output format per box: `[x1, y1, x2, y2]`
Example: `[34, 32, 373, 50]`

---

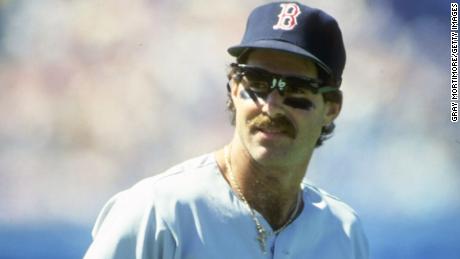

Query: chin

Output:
[247, 144, 293, 165]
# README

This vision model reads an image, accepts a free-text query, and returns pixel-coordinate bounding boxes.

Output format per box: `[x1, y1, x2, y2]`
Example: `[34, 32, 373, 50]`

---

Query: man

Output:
[84, 2, 369, 258]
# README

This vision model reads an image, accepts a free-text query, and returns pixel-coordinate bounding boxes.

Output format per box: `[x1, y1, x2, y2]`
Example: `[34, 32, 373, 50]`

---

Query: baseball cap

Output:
[228, 2, 346, 87]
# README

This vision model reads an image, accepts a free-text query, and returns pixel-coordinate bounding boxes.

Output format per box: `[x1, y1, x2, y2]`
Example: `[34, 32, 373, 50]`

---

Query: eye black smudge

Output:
[239, 89, 251, 100]
[240, 88, 265, 103]
[284, 97, 315, 110]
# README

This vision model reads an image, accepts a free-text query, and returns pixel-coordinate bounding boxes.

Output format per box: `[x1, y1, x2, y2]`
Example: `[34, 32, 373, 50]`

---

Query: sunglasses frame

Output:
[230, 63, 338, 94]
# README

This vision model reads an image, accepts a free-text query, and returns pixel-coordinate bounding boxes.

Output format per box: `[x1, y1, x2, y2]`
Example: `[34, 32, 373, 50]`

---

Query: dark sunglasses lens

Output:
[240, 68, 271, 92]
[284, 77, 318, 94]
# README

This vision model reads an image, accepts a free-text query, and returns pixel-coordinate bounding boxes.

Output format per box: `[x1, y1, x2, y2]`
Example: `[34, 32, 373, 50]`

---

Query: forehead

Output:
[245, 49, 318, 78]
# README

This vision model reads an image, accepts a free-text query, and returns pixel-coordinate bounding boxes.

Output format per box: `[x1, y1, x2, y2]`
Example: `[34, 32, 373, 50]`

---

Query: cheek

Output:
[294, 105, 327, 138]
[234, 87, 259, 110]
[295, 118, 323, 147]
[233, 88, 259, 121]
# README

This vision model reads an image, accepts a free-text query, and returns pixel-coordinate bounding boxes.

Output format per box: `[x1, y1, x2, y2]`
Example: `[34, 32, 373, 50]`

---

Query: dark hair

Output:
[225, 55, 342, 148]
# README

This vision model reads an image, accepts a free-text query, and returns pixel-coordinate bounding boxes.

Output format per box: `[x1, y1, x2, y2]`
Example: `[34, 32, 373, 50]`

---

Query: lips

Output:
[257, 126, 286, 134]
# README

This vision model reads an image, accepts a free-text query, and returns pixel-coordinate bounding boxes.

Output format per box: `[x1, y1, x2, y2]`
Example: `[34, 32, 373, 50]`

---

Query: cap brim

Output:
[228, 40, 332, 75]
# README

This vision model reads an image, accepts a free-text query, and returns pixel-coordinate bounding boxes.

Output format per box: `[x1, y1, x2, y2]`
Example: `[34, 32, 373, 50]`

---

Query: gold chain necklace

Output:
[223, 145, 302, 254]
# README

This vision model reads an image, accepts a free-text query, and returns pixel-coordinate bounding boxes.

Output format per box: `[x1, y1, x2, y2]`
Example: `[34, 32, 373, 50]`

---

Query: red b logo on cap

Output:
[273, 3, 301, 30]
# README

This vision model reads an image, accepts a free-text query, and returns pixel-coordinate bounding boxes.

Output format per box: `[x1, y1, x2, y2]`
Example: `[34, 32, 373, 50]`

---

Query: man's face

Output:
[230, 49, 341, 167]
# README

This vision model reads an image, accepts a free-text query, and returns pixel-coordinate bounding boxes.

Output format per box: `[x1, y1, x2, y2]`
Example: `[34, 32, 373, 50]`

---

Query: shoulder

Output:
[86, 153, 219, 258]
[141, 153, 216, 184]
[104, 153, 219, 211]
[129, 153, 219, 199]
[301, 180, 369, 258]
[301, 180, 360, 222]
[94, 153, 217, 227]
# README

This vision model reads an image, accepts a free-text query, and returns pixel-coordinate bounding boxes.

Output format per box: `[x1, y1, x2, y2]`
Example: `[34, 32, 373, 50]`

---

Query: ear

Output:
[322, 100, 342, 126]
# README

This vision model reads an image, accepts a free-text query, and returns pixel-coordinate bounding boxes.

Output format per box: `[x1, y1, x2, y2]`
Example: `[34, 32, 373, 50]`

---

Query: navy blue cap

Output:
[228, 2, 346, 86]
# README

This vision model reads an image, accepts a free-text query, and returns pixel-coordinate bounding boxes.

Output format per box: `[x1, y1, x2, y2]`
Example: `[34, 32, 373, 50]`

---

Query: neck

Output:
[217, 138, 312, 230]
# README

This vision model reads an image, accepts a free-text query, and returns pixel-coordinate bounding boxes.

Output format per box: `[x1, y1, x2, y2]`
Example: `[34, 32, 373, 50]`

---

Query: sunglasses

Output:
[230, 63, 338, 96]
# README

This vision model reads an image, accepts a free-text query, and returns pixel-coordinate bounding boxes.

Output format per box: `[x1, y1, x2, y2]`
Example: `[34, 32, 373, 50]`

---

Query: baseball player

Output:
[84, 2, 369, 258]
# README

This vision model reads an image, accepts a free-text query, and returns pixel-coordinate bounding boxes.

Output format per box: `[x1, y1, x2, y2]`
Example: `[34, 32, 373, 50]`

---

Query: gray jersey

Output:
[84, 153, 369, 259]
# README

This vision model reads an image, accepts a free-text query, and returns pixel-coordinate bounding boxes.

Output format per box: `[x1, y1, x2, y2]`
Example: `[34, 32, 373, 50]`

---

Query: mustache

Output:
[248, 114, 296, 138]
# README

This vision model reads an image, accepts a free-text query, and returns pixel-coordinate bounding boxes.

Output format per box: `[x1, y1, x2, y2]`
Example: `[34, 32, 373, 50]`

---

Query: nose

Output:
[260, 90, 285, 115]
